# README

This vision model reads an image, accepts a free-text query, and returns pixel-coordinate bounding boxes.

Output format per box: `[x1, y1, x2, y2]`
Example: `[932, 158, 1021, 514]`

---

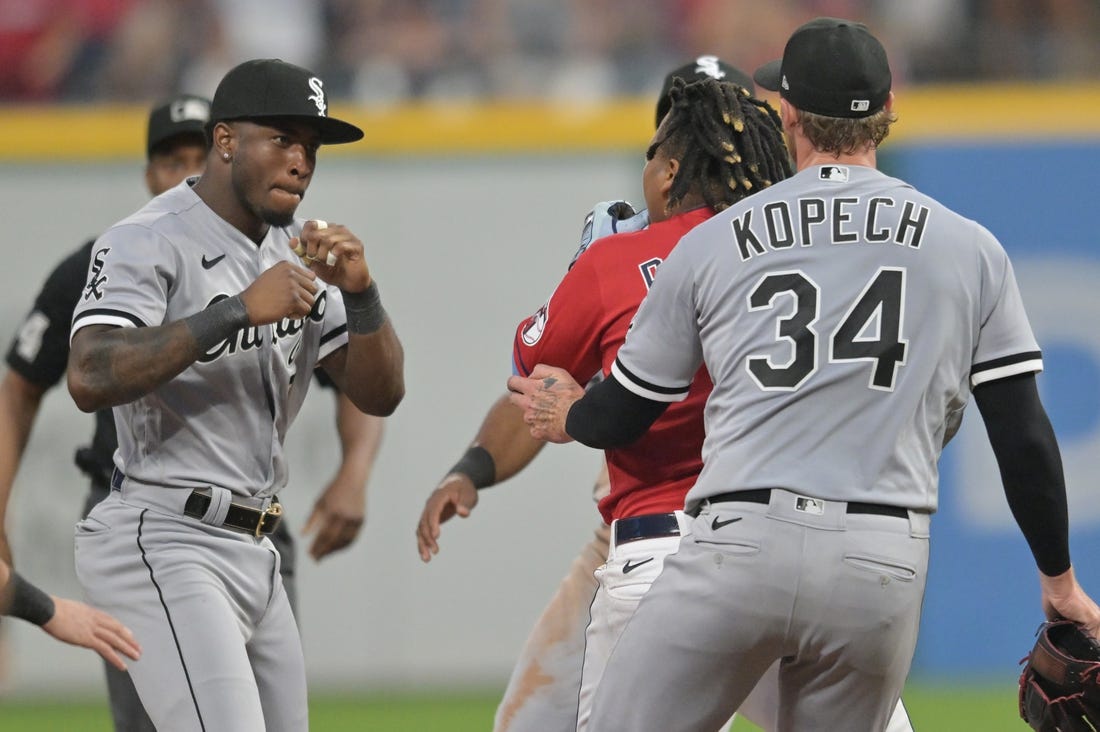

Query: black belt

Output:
[184, 489, 283, 537]
[112, 470, 283, 537]
[614, 512, 681, 545]
[708, 489, 909, 519]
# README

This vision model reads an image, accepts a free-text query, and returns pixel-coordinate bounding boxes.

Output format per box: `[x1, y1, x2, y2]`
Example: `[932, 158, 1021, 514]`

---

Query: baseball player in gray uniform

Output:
[510, 17, 1100, 731]
[67, 58, 405, 732]
[0, 92, 384, 731]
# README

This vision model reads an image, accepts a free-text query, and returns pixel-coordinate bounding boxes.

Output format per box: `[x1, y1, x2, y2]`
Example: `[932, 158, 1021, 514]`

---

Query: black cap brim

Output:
[213, 114, 364, 145]
[753, 60, 783, 92]
[308, 116, 364, 145]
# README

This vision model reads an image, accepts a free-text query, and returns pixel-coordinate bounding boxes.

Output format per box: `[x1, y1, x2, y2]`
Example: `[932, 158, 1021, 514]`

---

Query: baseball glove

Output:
[1019, 619, 1100, 731]
[569, 200, 650, 270]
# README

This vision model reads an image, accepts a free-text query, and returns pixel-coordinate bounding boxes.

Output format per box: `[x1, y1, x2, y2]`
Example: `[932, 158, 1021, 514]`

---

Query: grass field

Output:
[0, 682, 1024, 730]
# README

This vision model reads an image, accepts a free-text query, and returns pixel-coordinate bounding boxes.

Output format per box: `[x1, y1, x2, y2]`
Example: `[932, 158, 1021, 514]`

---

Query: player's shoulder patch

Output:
[82, 246, 112, 302]
[520, 302, 548, 346]
[819, 165, 850, 183]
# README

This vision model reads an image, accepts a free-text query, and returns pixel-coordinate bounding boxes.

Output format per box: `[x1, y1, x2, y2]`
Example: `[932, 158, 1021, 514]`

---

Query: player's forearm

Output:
[565, 375, 669, 448]
[442, 396, 546, 491]
[68, 296, 250, 412]
[0, 372, 45, 550]
[0, 565, 55, 625]
[330, 282, 405, 416]
[341, 323, 405, 416]
[332, 393, 384, 488]
[473, 395, 544, 484]
[974, 374, 1071, 576]
[67, 322, 203, 411]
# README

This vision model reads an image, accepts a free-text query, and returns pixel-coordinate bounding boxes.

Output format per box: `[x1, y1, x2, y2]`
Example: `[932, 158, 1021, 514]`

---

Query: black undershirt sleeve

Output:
[565, 375, 670, 449]
[973, 372, 1070, 576]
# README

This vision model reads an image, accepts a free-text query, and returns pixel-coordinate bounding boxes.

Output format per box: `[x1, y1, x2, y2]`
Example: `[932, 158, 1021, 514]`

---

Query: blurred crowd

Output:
[2, 0, 1099, 105]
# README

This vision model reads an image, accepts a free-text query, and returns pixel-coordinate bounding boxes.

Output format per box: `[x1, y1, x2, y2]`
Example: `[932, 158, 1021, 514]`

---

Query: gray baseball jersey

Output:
[71, 178, 349, 499]
[612, 164, 1040, 514]
[70, 177, 347, 732]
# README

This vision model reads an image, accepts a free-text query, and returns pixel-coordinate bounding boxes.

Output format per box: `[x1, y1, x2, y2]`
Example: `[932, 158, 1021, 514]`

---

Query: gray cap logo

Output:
[170, 98, 210, 124]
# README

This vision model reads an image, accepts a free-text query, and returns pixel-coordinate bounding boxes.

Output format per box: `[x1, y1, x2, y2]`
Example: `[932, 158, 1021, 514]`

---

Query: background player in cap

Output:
[510, 17, 1100, 731]
[0, 91, 385, 730]
[67, 58, 404, 732]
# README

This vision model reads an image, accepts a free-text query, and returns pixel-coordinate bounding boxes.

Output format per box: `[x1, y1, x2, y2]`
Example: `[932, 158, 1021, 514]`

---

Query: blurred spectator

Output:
[327, 0, 470, 106]
[0, 0, 137, 100]
[972, 0, 1100, 81]
[180, 0, 325, 100]
[93, 0, 194, 100]
[1, 1, 1099, 106]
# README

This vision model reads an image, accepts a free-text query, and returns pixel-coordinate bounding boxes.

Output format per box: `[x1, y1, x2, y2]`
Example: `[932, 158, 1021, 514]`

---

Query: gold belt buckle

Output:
[255, 500, 283, 537]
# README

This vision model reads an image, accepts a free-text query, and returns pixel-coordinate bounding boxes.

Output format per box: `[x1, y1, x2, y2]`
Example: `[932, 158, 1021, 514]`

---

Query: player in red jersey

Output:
[418, 74, 800, 730]
[511, 209, 711, 526]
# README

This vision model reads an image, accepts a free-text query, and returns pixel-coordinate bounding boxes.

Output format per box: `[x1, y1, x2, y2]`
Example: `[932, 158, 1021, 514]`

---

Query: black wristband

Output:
[343, 281, 387, 335]
[449, 446, 496, 490]
[186, 295, 250, 352]
[4, 572, 56, 626]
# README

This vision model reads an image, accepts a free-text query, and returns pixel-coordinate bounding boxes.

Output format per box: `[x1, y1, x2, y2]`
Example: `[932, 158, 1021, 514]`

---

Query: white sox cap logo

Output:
[693, 55, 727, 80]
[308, 77, 326, 117]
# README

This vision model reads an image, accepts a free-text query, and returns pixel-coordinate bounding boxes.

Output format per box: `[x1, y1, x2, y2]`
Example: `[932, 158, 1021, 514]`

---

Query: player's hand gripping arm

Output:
[299, 220, 404, 416]
[0, 370, 47, 565]
[67, 261, 321, 411]
[302, 391, 383, 561]
[975, 373, 1100, 639]
[508, 364, 668, 447]
[0, 560, 141, 671]
[416, 394, 545, 562]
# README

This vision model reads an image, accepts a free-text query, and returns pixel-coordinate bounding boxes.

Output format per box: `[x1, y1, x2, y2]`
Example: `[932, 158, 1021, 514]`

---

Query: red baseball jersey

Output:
[513, 207, 713, 523]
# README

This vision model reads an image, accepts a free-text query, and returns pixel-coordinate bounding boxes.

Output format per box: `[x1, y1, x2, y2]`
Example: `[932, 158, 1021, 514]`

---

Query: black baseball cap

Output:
[656, 55, 754, 127]
[146, 94, 210, 158]
[753, 17, 890, 119]
[209, 59, 363, 145]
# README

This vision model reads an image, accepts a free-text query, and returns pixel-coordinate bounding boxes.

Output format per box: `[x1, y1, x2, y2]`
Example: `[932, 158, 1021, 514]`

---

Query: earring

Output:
[223, 152, 231, 161]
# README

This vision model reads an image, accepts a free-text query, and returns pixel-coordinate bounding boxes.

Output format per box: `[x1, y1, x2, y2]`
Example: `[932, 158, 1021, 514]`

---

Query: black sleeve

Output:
[312, 366, 336, 390]
[565, 374, 669, 449]
[5, 240, 95, 388]
[973, 372, 1070, 576]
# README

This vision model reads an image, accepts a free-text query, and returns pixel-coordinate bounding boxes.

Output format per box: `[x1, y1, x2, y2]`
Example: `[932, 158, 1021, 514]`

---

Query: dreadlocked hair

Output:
[659, 77, 792, 214]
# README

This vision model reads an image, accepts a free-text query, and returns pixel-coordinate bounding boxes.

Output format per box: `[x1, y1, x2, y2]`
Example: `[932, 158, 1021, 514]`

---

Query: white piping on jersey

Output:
[970, 358, 1043, 388]
[611, 360, 689, 403]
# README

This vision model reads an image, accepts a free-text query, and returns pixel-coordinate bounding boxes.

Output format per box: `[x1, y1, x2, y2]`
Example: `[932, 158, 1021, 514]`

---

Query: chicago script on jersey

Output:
[198, 291, 328, 362]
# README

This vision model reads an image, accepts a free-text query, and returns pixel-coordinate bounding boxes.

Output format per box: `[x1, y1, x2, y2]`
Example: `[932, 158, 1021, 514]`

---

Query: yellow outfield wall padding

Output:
[1, 83, 1099, 161]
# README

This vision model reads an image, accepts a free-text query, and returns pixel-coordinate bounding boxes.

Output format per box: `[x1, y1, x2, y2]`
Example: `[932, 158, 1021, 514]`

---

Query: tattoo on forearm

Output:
[82, 323, 204, 405]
